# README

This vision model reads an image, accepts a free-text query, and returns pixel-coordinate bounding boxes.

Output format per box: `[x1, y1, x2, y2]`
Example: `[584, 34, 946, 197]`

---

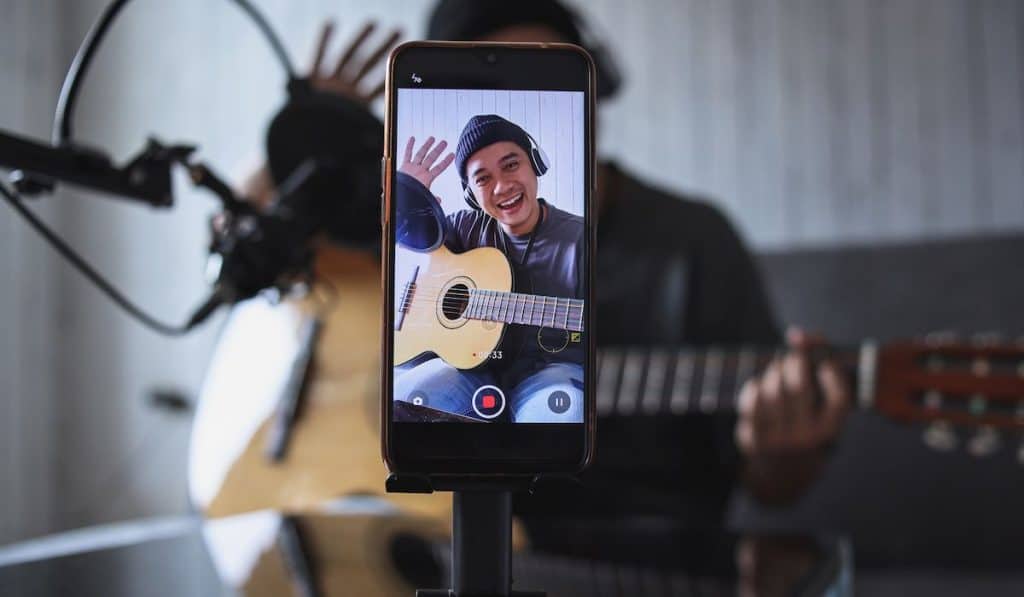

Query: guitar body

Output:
[394, 245, 512, 370]
[188, 246, 449, 520]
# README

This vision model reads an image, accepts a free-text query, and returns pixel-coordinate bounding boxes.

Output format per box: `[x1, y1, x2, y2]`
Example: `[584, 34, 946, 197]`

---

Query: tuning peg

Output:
[970, 332, 1003, 346]
[924, 330, 958, 346]
[967, 426, 1001, 458]
[923, 421, 959, 452]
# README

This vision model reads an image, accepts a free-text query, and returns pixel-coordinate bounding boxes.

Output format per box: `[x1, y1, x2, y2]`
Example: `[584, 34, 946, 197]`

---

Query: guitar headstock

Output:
[868, 334, 1024, 461]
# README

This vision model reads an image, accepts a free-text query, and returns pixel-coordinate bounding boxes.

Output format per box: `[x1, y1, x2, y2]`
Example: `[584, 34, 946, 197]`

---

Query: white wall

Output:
[0, 0, 65, 544]
[1, 0, 1021, 544]
[587, 0, 1024, 247]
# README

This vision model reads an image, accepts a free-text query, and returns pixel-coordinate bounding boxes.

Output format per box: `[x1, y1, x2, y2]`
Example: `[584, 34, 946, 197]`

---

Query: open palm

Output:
[399, 136, 455, 191]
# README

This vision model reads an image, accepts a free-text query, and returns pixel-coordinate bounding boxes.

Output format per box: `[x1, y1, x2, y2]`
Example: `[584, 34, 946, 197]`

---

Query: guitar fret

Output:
[700, 349, 723, 413]
[596, 349, 621, 416]
[617, 349, 645, 415]
[642, 349, 669, 414]
[549, 297, 557, 328]
[670, 351, 695, 414]
[528, 295, 537, 326]
[563, 297, 570, 330]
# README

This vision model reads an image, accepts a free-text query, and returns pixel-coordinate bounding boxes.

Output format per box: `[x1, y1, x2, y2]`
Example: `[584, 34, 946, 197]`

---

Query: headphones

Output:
[462, 126, 550, 210]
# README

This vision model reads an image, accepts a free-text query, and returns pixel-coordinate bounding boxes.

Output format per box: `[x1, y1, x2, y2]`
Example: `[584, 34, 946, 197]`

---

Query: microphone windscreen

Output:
[266, 84, 383, 250]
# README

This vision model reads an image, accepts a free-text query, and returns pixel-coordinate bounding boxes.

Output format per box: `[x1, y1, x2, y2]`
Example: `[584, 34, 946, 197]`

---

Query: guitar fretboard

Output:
[467, 290, 584, 332]
[596, 346, 858, 417]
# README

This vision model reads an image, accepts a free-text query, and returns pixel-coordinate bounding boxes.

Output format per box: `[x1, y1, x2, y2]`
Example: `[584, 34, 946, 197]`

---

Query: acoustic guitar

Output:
[189, 245, 1024, 523]
[393, 245, 584, 369]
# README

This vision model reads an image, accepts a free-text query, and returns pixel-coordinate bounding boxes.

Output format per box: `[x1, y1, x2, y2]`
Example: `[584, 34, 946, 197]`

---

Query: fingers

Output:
[363, 79, 387, 103]
[786, 326, 826, 350]
[781, 351, 814, 428]
[816, 361, 851, 442]
[735, 379, 760, 453]
[429, 152, 456, 178]
[422, 139, 449, 167]
[310, 21, 334, 76]
[738, 348, 851, 457]
[332, 22, 377, 78]
[403, 136, 415, 164]
[413, 136, 436, 164]
[758, 360, 784, 436]
[351, 28, 403, 87]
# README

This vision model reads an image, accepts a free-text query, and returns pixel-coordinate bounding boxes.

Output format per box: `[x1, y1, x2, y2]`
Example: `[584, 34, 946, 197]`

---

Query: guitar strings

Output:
[395, 285, 585, 307]
[398, 295, 585, 315]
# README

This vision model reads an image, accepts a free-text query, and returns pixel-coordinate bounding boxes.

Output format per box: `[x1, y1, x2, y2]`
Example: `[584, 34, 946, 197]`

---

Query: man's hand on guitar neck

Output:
[735, 327, 852, 505]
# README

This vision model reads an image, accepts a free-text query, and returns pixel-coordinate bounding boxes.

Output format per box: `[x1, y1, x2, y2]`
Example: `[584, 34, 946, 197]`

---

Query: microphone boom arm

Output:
[0, 128, 193, 207]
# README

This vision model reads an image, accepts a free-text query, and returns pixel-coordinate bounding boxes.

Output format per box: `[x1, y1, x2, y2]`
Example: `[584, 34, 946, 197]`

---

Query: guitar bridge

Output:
[395, 265, 419, 331]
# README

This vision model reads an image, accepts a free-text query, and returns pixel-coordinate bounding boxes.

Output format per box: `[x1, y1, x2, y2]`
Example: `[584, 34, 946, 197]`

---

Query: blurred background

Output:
[1, 0, 1022, 582]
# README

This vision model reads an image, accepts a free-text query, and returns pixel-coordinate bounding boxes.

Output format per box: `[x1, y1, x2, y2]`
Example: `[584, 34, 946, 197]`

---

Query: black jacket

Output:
[516, 162, 781, 544]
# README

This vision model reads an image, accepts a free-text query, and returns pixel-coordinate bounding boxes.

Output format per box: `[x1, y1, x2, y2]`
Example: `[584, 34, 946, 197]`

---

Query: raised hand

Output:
[399, 136, 455, 191]
[308, 21, 402, 104]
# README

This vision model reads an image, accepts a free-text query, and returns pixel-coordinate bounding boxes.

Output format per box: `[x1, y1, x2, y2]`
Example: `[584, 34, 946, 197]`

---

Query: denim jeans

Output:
[394, 357, 583, 423]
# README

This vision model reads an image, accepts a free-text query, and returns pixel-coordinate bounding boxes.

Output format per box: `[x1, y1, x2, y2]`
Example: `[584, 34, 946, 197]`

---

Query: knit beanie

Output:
[455, 114, 536, 187]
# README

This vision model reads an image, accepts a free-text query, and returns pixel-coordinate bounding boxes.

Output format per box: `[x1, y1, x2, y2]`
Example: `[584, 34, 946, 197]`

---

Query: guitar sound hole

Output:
[442, 284, 470, 320]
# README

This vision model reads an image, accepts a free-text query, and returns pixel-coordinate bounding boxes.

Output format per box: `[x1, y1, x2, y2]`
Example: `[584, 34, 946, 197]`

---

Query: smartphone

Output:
[381, 41, 596, 475]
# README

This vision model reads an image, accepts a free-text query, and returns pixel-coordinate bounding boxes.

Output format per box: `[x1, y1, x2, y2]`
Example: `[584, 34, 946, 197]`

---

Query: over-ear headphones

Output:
[462, 128, 550, 210]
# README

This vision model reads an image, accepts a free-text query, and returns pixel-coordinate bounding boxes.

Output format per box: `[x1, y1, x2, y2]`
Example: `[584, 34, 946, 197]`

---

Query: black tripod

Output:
[388, 475, 548, 597]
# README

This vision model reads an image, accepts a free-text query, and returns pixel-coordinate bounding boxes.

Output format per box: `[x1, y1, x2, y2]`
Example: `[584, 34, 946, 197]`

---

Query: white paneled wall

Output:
[0, 0, 1021, 544]
[397, 88, 585, 216]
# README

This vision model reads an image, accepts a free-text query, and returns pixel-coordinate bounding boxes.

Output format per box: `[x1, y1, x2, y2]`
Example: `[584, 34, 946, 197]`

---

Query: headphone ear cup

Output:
[531, 145, 550, 177]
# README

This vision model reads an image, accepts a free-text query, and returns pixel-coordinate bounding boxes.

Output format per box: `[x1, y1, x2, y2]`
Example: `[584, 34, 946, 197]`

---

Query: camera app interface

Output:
[392, 88, 586, 424]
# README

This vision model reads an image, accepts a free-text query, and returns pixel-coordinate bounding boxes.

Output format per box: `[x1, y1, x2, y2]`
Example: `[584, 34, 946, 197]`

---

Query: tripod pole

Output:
[452, 490, 513, 595]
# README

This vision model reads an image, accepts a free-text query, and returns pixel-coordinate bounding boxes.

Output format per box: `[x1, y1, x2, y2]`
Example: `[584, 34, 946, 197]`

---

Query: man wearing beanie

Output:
[425, 0, 852, 549]
[395, 113, 585, 424]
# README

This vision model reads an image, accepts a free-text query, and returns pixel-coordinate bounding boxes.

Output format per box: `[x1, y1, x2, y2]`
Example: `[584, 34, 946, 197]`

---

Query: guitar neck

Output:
[466, 289, 585, 332]
[596, 345, 864, 417]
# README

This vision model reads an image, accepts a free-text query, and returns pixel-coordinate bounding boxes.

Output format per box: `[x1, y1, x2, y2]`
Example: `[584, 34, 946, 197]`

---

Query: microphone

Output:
[195, 84, 384, 326]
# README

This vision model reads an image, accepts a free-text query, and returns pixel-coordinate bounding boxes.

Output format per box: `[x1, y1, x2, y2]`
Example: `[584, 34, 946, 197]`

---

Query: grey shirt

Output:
[445, 200, 585, 384]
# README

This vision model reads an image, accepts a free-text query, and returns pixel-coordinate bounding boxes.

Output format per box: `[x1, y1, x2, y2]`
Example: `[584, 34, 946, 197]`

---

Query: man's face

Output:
[466, 141, 540, 235]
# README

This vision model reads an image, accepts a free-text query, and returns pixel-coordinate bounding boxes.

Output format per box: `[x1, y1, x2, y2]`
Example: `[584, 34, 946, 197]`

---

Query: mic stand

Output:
[387, 474, 549, 597]
[0, 128, 192, 207]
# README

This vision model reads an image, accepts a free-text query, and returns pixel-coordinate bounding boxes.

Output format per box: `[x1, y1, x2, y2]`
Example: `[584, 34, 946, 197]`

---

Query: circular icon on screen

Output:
[407, 390, 429, 407]
[547, 390, 572, 414]
[472, 385, 506, 420]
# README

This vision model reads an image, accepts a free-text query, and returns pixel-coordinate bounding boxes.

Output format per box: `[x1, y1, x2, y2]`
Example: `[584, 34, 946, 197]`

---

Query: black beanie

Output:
[426, 0, 621, 99]
[455, 115, 536, 186]
[427, 0, 582, 47]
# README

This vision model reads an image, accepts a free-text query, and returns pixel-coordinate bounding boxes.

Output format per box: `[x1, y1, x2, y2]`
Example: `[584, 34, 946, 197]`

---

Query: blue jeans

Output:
[394, 358, 583, 423]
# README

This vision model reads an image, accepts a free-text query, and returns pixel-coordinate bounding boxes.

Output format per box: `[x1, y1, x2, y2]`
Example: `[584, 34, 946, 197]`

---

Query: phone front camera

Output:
[485, 52, 497, 64]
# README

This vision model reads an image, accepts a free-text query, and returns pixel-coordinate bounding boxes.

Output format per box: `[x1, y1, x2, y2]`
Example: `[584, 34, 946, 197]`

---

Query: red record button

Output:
[472, 385, 506, 420]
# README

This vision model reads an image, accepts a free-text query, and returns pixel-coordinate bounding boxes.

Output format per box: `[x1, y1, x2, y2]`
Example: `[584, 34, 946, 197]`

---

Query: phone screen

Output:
[390, 85, 587, 424]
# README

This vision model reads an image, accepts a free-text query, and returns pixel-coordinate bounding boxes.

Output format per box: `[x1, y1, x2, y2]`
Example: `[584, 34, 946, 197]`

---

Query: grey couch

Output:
[731, 232, 1024, 569]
